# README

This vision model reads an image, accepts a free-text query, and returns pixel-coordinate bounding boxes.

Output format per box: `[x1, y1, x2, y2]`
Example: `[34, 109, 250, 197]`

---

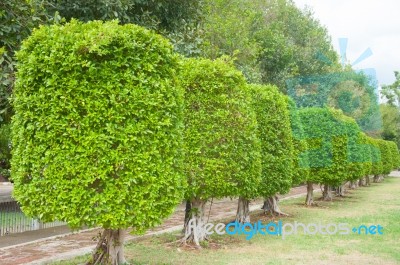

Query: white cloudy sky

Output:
[293, 0, 400, 86]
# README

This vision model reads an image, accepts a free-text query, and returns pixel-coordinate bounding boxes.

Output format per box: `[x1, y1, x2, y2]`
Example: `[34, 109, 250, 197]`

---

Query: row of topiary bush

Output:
[11, 21, 400, 264]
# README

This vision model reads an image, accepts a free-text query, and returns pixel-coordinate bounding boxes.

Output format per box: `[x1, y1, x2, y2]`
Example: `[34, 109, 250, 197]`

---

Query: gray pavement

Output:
[0, 225, 73, 249]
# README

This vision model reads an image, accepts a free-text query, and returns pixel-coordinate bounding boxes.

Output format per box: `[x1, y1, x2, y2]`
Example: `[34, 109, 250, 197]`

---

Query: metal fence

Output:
[0, 200, 66, 236]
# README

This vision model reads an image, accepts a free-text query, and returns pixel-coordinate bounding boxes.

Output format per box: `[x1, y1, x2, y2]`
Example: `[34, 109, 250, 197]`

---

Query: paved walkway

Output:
[0, 170, 399, 265]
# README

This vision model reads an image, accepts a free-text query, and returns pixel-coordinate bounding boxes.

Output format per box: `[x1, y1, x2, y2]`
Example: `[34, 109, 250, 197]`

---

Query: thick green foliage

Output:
[288, 98, 309, 185]
[12, 20, 185, 231]
[367, 137, 383, 176]
[39, 0, 202, 32]
[0, 0, 46, 123]
[181, 58, 261, 201]
[288, 70, 381, 133]
[299, 108, 356, 186]
[380, 104, 400, 149]
[387, 141, 400, 169]
[248, 84, 294, 197]
[376, 139, 392, 175]
[0, 124, 11, 179]
[344, 117, 372, 181]
[346, 132, 372, 181]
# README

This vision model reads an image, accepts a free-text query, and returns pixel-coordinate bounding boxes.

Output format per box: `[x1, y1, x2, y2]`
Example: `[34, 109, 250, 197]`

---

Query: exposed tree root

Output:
[236, 197, 250, 223]
[349, 181, 357, 189]
[335, 184, 345, 196]
[262, 195, 288, 216]
[322, 185, 333, 201]
[305, 181, 314, 206]
[182, 199, 207, 248]
[86, 229, 127, 265]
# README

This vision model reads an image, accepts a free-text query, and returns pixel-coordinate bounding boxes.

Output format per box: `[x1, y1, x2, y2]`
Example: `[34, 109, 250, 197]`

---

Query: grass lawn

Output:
[52, 176, 400, 265]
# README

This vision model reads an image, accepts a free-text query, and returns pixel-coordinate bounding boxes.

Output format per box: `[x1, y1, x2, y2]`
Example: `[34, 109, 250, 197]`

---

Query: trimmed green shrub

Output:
[181, 57, 261, 243]
[248, 84, 294, 215]
[377, 139, 392, 176]
[367, 137, 383, 176]
[345, 127, 372, 184]
[299, 107, 359, 200]
[387, 141, 400, 170]
[12, 20, 184, 264]
[299, 108, 348, 184]
[288, 98, 309, 186]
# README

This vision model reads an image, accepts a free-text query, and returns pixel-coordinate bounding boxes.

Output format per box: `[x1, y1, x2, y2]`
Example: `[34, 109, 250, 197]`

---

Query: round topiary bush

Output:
[248, 84, 294, 215]
[387, 141, 400, 170]
[299, 107, 353, 201]
[12, 20, 184, 264]
[180, 57, 261, 244]
[376, 139, 392, 178]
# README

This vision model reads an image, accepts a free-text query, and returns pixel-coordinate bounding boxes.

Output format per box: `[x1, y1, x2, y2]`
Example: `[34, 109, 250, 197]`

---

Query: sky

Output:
[293, 0, 400, 86]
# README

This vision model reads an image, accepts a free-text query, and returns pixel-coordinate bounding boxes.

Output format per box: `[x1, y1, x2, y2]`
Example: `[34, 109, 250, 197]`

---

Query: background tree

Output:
[255, 0, 340, 89]
[181, 57, 261, 246]
[379, 104, 400, 148]
[36, 0, 205, 57]
[0, 0, 49, 181]
[381, 71, 400, 107]
[12, 20, 185, 265]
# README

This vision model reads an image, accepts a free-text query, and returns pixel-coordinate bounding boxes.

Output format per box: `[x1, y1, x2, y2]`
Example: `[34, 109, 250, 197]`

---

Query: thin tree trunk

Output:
[305, 181, 314, 206]
[183, 200, 192, 233]
[365, 175, 370, 186]
[263, 194, 288, 216]
[236, 197, 250, 223]
[86, 229, 127, 265]
[322, 185, 332, 201]
[182, 199, 207, 247]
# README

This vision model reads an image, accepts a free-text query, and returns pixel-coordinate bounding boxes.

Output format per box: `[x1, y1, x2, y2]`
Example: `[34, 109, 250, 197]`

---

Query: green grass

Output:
[51, 177, 400, 265]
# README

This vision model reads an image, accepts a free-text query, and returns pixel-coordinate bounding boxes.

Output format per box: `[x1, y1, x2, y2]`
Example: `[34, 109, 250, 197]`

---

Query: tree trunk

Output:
[349, 181, 357, 189]
[236, 197, 250, 223]
[335, 184, 345, 196]
[358, 177, 365, 187]
[305, 181, 314, 206]
[365, 175, 370, 186]
[183, 200, 192, 233]
[373, 174, 380, 183]
[86, 229, 127, 265]
[322, 185, 332, 201]
[182, 199, 207, 247]
[262, 194, 288, 216]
